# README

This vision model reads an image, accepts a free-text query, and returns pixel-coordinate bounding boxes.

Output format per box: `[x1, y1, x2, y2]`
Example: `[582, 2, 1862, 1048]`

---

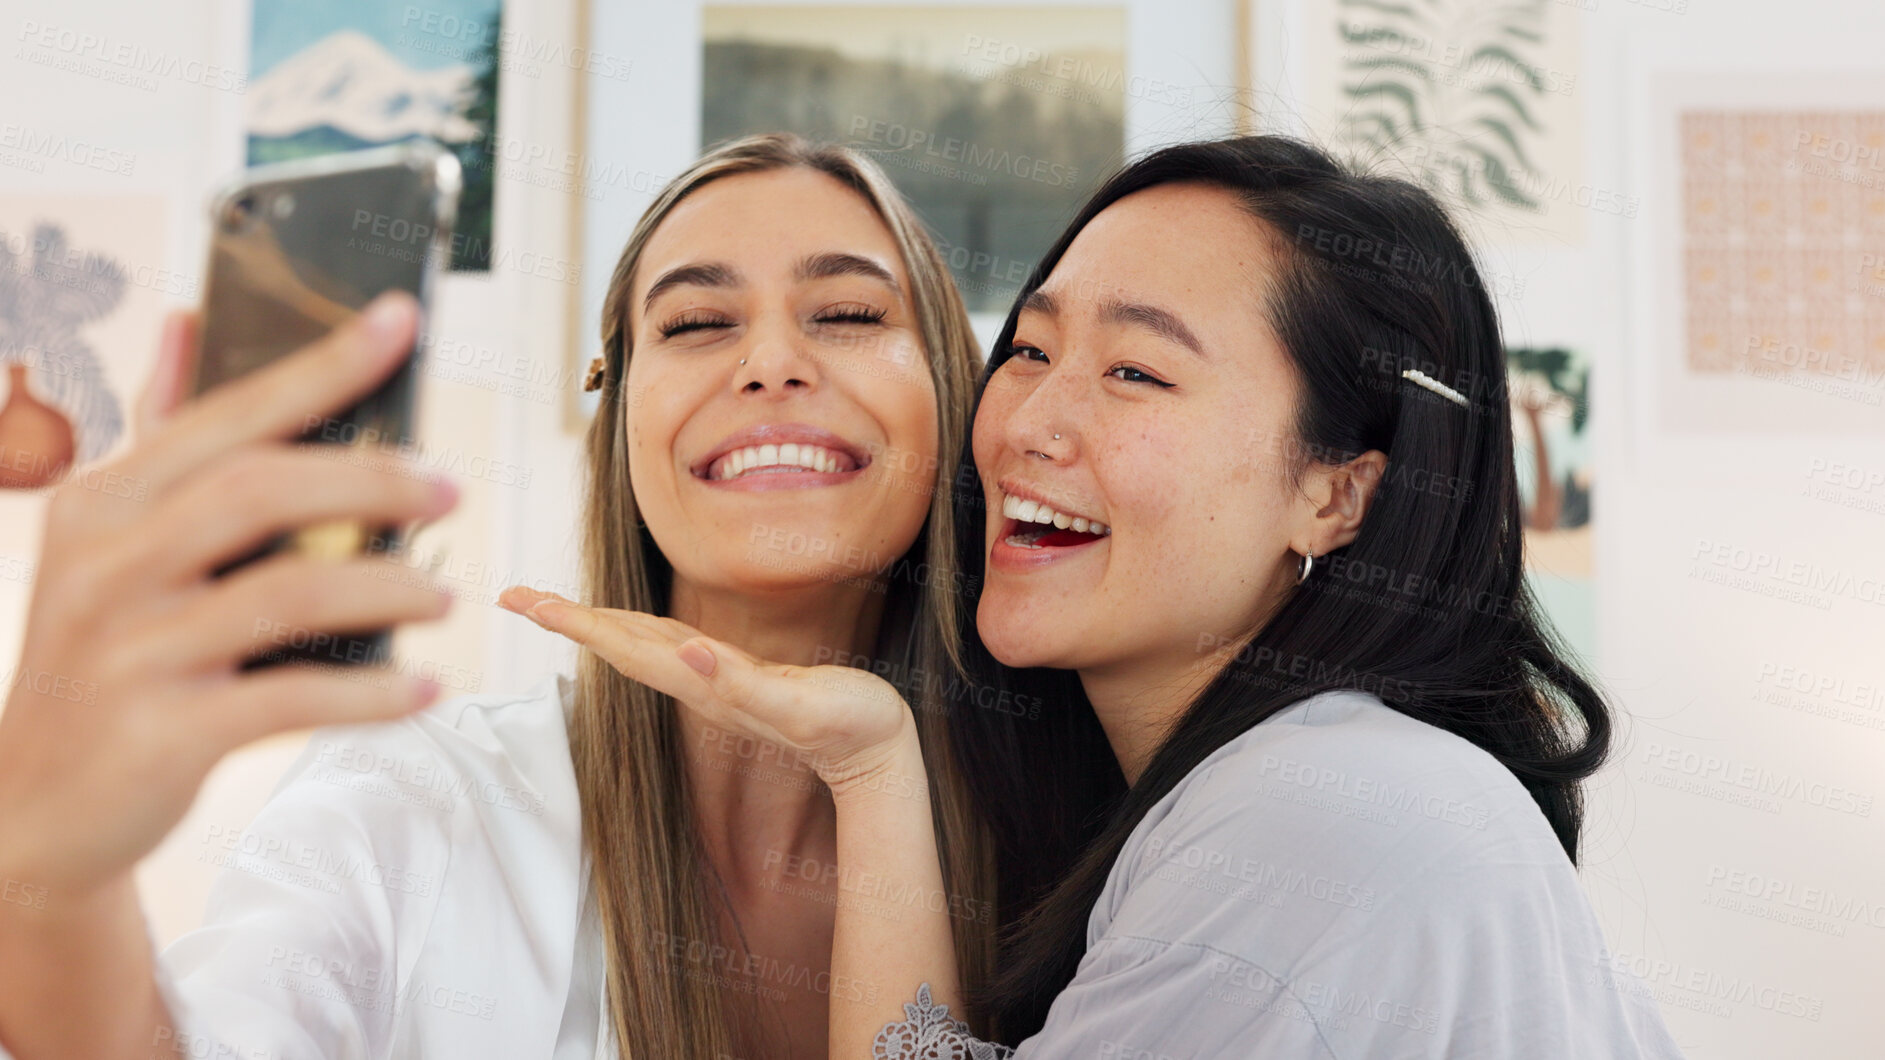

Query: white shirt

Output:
[882, 690, 1686, 1059]
[158, 674, 611, 1059]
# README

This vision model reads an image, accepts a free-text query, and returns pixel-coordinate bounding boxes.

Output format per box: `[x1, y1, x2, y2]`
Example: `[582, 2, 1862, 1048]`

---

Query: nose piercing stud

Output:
[739, 358, 746, 366]
[1053, 434, 1061, 440]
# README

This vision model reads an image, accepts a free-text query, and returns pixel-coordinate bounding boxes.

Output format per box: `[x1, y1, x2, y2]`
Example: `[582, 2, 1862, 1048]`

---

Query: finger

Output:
[671, 635, 807, 749]
[120, 292, 420, 498]
[497, 585, 577, 615]
[500, 590, 692, 650]
[135, 310, 200, 442]
[127, 446, 456, 587]
[121, 554, 453, 676]
[192, 665, 442, 753]
[525, 600, 714, 704]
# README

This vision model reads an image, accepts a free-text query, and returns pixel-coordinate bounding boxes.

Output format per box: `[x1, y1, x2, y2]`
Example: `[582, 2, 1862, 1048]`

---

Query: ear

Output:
[1295, 450, 1386, 556]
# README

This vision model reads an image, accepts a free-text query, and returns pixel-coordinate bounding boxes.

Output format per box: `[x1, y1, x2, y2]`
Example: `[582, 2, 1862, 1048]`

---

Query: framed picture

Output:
[1508, 344, 1593, 656]
[247, 0, 503, 271]
[701, 4, 1129, 314]
[1289, 0, 1590, 247]
[1631, 72, 1885, 436]
[572, 0, 1239, 424]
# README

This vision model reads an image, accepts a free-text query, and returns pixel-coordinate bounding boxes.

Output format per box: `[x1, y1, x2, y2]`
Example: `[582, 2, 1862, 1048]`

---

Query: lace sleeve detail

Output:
[871, 983, 1015, 1060]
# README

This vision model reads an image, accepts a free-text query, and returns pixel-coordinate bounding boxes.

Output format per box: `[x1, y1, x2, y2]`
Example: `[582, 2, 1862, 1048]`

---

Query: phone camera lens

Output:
[225, 194, 258, 231]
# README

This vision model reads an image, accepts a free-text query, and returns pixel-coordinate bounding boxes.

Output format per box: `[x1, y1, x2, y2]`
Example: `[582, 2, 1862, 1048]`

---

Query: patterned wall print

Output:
[1681, 110, 1885, 416]
[1307, 0, 1590, 244]
[0, 223, 132, 488]
[0, 196, 170, 670]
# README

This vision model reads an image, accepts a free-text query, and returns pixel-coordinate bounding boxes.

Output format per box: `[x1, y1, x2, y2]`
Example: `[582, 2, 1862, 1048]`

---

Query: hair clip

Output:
[1401, 368, 1468, 408]
[583, 356, 607, 392]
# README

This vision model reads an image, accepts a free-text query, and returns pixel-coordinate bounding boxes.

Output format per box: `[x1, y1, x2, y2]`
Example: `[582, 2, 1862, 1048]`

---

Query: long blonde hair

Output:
[575, 133, 993, 1058]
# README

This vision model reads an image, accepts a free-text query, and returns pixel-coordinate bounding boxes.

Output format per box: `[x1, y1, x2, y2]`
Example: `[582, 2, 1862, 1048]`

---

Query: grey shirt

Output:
[878, 690, 1686, 1059]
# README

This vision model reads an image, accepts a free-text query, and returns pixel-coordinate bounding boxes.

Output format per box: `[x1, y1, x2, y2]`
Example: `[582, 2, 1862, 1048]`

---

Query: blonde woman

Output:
[0, 134, 993, 1059]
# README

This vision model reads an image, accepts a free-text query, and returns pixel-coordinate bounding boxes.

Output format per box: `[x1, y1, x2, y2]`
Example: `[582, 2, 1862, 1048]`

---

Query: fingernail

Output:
[361, 293, 413, 345]
[679, 641, 717, 677]
[526, 600, 559, 624]
[409, 678, 442, 710]
[428, 476, 459, 516]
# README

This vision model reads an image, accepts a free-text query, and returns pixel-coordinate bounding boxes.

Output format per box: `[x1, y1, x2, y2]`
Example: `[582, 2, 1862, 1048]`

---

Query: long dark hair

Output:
[947, 135, 1613, 1041]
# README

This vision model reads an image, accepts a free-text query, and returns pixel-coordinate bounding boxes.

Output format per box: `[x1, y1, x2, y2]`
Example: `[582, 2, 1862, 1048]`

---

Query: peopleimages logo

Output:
[1639, 742, 1874, 817]
[1140, 836, 1377, 910]
[1705, 864, 1885, 931]
[847, 116, 1081, 188]
[313, 741, 547, 816]
[1256, 754, 1492, 830]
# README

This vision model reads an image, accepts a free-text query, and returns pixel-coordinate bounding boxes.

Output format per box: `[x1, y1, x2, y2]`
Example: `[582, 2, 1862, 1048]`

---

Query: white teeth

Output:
[999, 490, 1110, 538]
[712, 443, 850, 480]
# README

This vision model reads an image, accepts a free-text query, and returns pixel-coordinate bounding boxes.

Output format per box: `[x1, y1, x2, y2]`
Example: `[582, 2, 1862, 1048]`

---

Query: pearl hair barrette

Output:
[1401, 368, 1469, 408]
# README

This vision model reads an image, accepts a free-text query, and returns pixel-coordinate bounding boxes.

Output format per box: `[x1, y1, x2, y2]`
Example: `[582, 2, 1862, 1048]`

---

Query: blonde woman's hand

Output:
[498, 586, 921, 795]
[0, 294, 459, 901]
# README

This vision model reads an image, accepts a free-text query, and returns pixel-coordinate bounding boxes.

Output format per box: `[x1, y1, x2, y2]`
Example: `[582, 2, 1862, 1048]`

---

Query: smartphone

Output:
[190, 141, 462, 669]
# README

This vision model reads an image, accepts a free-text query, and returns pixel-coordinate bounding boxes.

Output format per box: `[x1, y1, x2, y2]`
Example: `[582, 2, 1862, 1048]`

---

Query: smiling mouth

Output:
[999, 490, 1111, 549]
[703, 443, 862, 481]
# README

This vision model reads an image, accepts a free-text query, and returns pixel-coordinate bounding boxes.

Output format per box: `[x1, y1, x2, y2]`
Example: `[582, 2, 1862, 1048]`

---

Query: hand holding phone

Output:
[191, 142, 461, 667]
[0, 296, 462, 1059]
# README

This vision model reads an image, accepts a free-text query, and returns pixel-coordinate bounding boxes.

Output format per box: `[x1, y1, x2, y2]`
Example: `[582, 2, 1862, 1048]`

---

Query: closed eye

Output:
[660, 311, 733, 338]
[813, 303, 888, 326]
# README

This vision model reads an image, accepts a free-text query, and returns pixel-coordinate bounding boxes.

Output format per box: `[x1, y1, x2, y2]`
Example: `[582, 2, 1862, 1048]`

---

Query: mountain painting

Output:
[247, 0, 500, 271]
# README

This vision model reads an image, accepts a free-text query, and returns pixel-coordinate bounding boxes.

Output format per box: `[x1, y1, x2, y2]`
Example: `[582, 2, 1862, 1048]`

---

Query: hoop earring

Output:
[1298, 551, 1315, 584]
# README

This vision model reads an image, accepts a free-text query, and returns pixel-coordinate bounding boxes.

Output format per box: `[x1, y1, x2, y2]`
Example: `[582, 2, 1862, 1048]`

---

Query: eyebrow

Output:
[1101, 299, 1207, 358]
[641, 252, 902, 314]
[1020, 288, 1058, 317]
[642, 261, 740, 311]
[1018, 288, 1209, 359]
[795, 251, 901, 293]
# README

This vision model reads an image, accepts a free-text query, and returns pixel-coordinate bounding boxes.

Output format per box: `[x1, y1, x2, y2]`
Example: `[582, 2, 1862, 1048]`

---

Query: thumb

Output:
[135, 310, 199, 442]
[676, 636, 784, 726]
[677, 638, 719, 678]
[678, 636, 761, 700]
